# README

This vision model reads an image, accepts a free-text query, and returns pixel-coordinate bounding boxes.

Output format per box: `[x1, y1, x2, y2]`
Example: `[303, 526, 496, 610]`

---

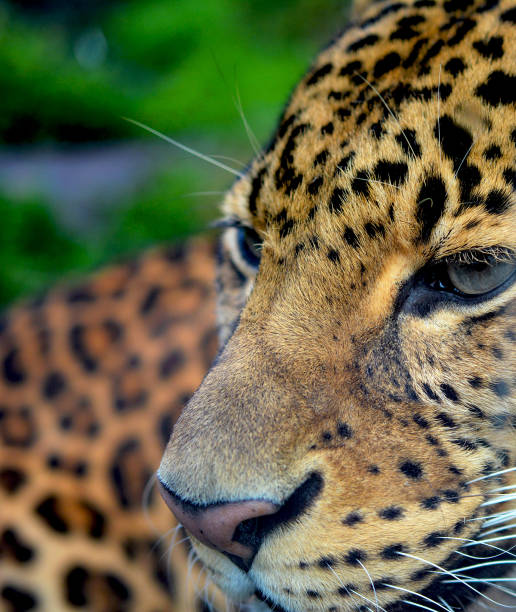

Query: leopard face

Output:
[158, 0, 516, 610]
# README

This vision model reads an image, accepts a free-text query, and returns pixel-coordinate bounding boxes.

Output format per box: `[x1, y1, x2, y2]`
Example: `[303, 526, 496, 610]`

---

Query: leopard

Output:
[1, 0, 516, 610]
[156, 0, 516, 610]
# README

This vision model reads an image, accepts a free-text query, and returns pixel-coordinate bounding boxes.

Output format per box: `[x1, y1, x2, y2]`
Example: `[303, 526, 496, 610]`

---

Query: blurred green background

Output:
[0, 0, 350, 306]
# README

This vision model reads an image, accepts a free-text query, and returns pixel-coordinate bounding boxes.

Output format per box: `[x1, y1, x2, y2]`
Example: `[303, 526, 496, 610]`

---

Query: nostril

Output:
[157, 479, 279, 564]
[232, 472, 324, 551]
[158, 472, 323, 571]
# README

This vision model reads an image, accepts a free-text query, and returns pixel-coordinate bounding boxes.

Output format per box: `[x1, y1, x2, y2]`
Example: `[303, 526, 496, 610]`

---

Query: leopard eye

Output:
[446, 258, 515, 295]
[236, 226, 262, 268]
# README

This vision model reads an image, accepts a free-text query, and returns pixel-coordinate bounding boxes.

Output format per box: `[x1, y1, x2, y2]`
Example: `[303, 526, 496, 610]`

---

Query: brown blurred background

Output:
[0, 0, 352, 306]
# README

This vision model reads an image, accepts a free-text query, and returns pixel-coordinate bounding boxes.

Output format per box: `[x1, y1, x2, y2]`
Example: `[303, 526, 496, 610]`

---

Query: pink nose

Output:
[158, 481, 279, 562]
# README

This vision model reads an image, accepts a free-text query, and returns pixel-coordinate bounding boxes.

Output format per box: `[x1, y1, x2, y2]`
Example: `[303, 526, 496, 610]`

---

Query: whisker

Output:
[327, 564, 387, 612]
[210, 154, 248, 168]
[437, 64, 442, 167]
[467, 466, 516, 485]
[441, 535, 516, 558]
[353, 72, 417, 159]
[234, 83, 262, 157]
[381, 583, 451, 611]
[142, 472, 160, 534]
[481, 523, 516, 538]
[453, 142, 474, 178]
[351, 176, 402, 190]
[123, 117, 245, 178]
[397, 551, 516, 608]
[400, 598, 440, 611]
[358, 559, 380, 612]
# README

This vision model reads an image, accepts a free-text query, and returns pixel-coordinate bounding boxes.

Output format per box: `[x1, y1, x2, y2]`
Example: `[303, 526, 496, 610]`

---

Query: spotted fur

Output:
[0, 242, 224, 611]
[1, 0, 516, 610]
[159, 0, 516, 610]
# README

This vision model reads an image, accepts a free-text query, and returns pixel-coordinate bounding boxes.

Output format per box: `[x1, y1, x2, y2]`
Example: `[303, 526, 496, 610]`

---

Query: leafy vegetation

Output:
[0, 0, 350, 305]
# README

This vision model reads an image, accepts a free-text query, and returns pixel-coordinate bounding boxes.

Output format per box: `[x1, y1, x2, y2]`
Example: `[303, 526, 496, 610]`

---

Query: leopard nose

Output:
[158, 480, 279, 565]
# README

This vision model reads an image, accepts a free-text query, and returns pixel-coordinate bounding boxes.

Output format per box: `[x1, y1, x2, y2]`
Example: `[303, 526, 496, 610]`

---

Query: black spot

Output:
[347, 34, 380, 52]
[361, 2, 406, 27]
[440, 383, 459, 402]
[159, 349, 186, 379]
[436, 115, 472, 170]
[374, 52, 401, 78]
[413, 414, 429, 428]
[421, 496, 441, 510]
[379, 506, 404, 520]
[314, 150, 329, 167]
[69, 325, 97, 373]
[381, 544, 406, 559]
[364, 222, 385, 239]
[306, 590, 321, 599]
[336, 153, 355, 173]
[473, 36, 503, 60]
[484, 189, 511, 215]
[343, 512, 363, 526]
[444, 57, 466, 77]
[307, 176, 323, 196]
[442, 489, 460, 503]
[345, 549, 367, 566]
[329, 188, 348, 213]
[368, 465, 380, 474]
[35, 495, 68, 533]
[416, 175, 447, 243]
[501, 6, 516, 22]
[327, 249, 340, 264]
[343, 227, 360, 249]
[400, 460, 423, 480]
[42, 371, 66, 400]
[306, 63, 333, 86]
[321, 122, 334, 135]
[446, 17, 476, 45]
[337, 422, 353, 438]
[436, 412, 457, 428]
[339, 60, 363, 77]
[0, 467, 26, 494]
[249, 167, 266, 215]
[338, 585, 356, 597]
[422, 383, 440, 401]
[105, 573, 131, 602]
[1, 528, 35, 563]
[476, 71, 516, 106]
[395, 129, 421, 157]
[483, 145, 502, 161]
[423, 531, 445, 547]
[318, 556, 336, 569]
[351, 170, 370, 197]
[67, 287, 95, 303]
[1, 585, 37, 611]
[373, 160, 408, 185]
[3, 348, 26, 384]
[65, 566, 89, 606]
[140, 285, 161, 315]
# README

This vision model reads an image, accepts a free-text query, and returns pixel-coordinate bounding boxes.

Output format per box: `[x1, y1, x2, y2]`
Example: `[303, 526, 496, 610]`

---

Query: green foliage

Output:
[0, 0, 350, 306]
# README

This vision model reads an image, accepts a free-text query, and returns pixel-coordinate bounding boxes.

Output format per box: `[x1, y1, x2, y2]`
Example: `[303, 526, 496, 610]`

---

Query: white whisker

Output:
[358, 559, 380, 612]
[400, 598, 440, 611]
[381, 583, 451, 611]
[351, 176, 402, 190]
[437, 64, 442, 167]
[453, 142, 474, 179]
[123, 117, 245, 177]
[397, 551, 516, 608]
[468, 467, 516, 485]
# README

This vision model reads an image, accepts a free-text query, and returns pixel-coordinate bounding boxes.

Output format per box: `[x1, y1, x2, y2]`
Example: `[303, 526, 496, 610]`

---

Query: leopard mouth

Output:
[214, 526, 516, 612]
